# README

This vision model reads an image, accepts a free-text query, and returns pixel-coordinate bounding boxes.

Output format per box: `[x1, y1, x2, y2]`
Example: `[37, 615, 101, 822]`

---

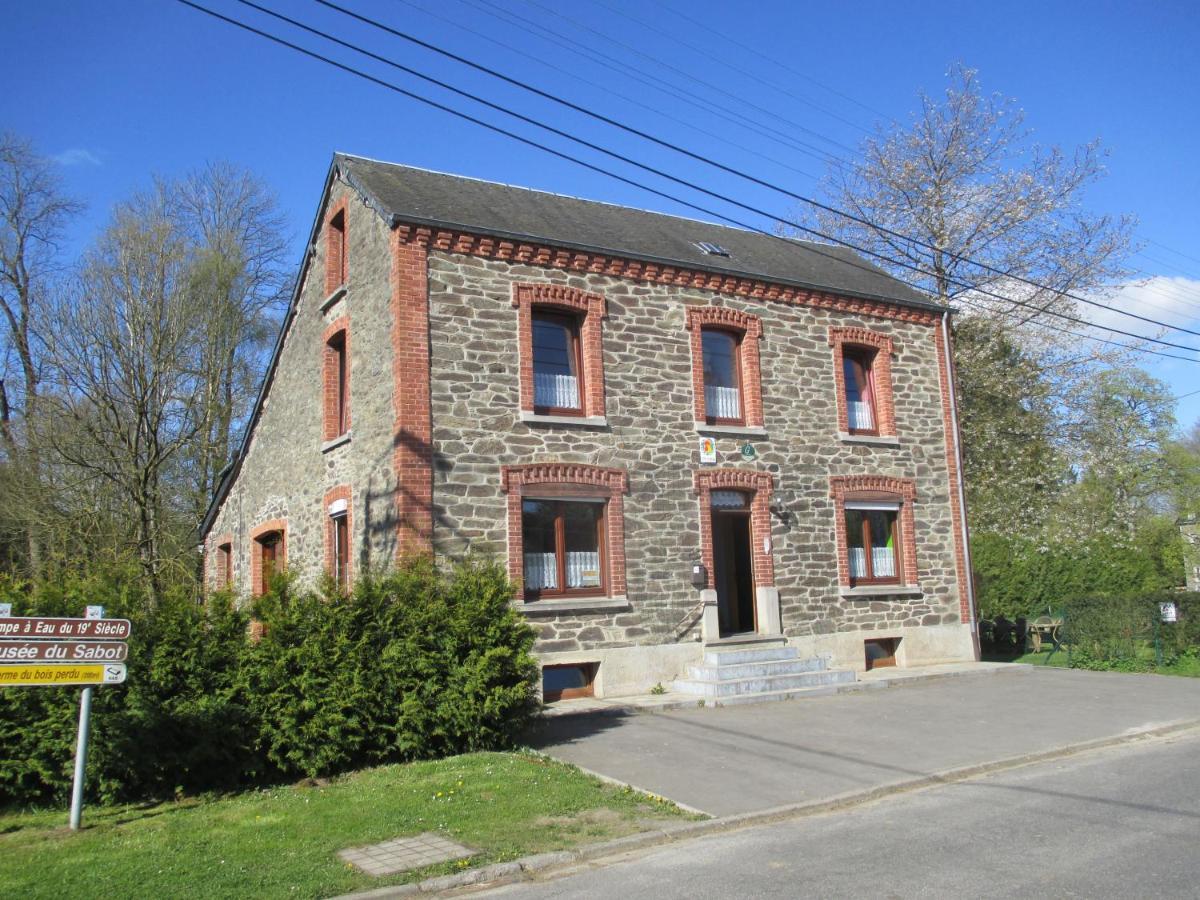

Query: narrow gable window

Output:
[217, 541, 232, 589]
[531, 310, 584, 414]
[326, 205, 347, 294]
[332, 510, 349, 591]
[322, 320, 350, 441]
[701, 328, 744, 424]
[255, 529, 284, 595]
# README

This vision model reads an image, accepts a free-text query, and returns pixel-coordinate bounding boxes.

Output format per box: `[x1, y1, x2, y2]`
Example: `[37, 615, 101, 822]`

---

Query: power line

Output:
[310, 0, 1200, 343]
[176, 0, 1200, 363]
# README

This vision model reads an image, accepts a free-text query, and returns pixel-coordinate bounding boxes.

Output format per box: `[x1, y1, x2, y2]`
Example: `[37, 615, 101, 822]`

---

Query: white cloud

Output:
[52, 148, 102, 167]
[1087, 276, 1200, 340]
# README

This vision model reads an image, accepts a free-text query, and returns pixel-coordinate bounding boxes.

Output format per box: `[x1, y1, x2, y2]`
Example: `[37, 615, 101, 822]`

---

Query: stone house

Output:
[200, 153, 979, 700]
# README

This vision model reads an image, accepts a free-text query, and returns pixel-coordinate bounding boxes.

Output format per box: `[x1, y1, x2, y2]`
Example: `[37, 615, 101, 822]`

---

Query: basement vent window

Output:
[864, 637, 899, 671]
[542, 663, 597, 702]
[694, 241, 730, 257]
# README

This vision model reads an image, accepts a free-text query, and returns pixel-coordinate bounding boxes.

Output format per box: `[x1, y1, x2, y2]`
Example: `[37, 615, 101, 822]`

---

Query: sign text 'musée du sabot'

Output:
[0, 641, 128, 663]
[0, 616, 131, 640]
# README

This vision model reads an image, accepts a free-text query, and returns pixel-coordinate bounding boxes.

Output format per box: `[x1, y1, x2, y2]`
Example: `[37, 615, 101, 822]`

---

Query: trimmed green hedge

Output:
[0, 558, 538, 807]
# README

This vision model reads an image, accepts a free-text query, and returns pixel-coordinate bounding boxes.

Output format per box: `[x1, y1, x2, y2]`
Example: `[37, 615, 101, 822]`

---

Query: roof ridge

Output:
[334, 152, 841, 252]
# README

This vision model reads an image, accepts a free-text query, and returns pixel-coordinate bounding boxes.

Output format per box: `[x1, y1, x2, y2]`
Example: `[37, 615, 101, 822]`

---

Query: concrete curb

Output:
[335, 717, 1200, 898]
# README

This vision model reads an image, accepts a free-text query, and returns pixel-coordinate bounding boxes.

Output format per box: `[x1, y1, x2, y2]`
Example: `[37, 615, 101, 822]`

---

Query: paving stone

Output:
[338, 832, 476, 876]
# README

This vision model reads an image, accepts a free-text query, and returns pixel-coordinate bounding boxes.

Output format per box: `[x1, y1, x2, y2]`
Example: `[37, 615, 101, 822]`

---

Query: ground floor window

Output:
[256, 530, 283, 594]
[522, 499, 605, 598]
[542, 663, 596, 701]
[332, 512, 349, 591]
[845, 503, 900, 585]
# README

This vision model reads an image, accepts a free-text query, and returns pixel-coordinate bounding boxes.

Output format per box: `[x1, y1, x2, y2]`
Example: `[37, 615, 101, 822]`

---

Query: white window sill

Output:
[838, 432, 900, 447]
[839, 585, 922, 598]
[321, 431, 351, 453]
[320, 284, 347, 312]
[518, 596, 630, 616]
[520, 411, 608, 428]
[694, 423, 767, 437]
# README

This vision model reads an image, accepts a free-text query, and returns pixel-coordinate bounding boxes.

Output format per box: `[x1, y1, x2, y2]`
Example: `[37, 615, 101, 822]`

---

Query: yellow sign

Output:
[0, 663, 126, 687]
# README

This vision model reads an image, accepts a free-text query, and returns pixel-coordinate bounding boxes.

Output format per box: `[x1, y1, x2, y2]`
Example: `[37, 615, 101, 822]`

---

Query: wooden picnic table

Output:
[1028, 615, 1064, 653]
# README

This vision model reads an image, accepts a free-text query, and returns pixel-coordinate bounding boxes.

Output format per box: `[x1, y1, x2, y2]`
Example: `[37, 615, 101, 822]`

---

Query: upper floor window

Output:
[532, 310, 584, 414]
[829, 328, 896, 439]
[843, 347, 878, 434]
[701, 328, 744, 424]
[686, 307, 764, 430]
[513, 285, 607, 421]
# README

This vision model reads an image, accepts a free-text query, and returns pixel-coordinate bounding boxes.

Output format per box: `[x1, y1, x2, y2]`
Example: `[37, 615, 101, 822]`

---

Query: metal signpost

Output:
[0, 606, 130, 829]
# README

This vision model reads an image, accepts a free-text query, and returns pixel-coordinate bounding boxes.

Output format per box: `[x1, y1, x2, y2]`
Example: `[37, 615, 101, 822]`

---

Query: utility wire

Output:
[176, 0, 1200, 362]
[313, 0, 1200, 342]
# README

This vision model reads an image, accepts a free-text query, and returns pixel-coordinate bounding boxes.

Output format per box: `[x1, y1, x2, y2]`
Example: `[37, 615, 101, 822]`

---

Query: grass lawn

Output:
[990, 648, 1200, 676]
[0, 751, 695, 899]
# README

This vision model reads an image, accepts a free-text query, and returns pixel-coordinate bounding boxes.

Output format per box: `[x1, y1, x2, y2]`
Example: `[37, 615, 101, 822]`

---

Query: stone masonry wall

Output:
[425, 252, 965, 655]
[203, 179, 399, 594]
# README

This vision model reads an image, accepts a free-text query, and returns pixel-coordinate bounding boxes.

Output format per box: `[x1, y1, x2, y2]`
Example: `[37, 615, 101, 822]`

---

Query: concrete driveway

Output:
[528, 667, 1200, 816]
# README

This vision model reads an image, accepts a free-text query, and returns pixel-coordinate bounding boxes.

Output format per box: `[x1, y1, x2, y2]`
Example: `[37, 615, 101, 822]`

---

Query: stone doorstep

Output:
[339, 832, 476, 877]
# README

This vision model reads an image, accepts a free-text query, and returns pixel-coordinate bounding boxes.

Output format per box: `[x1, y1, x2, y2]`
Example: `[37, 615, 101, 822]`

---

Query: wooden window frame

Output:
[253, 525, 286, 596]
[686, 306, 764, 429]
[701, 327, 746, 427]
[865, 637, 899, 671]
[844, 506, 901, 586]
[322, 319, 351, 441]
[531, 309, 586, 417]
[828, 476, 919, 589]
[521, 498, 608, 601]
[501, 463, 629, 602]
[828, 327, 896, 438]
[512, 284, 607, 419]
[842, 347, 880, 436]
[332, 512, 349, 591]
[542, 663, 597, 702]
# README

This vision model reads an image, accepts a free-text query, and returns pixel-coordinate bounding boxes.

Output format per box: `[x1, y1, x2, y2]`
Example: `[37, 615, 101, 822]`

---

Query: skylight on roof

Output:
[694, 241, 730, 257]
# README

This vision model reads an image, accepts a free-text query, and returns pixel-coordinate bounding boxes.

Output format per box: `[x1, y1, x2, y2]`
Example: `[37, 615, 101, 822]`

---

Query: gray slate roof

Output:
[337, 154, 936, 310]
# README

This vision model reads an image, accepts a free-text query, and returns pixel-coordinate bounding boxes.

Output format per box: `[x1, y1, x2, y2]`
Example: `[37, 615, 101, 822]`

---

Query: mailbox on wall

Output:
[690, 563, 707, 588]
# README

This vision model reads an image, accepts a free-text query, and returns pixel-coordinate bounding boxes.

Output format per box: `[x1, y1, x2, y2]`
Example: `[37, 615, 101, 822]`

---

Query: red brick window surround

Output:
[686, 307, 764, 428]
[323, 485, 352, 591]
[325, 198, 348, 295]
[501, 463, 628, 600]
[829, 476, 918, 588]
[512, 284, 607, 419]
[251, 519, 287, 596]
[694, 469, 774, 589]
[322, 317, 351, 441]
[828, 327, 896, 437]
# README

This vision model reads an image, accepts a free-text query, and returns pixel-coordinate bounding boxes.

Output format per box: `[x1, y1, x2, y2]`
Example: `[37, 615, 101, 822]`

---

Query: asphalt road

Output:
[530, 668, 1200, 816]
[475, 728, 1200, 899]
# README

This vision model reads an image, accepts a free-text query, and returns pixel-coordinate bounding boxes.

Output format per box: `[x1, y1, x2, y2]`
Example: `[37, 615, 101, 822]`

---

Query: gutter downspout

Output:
[941, 310, 980, 660]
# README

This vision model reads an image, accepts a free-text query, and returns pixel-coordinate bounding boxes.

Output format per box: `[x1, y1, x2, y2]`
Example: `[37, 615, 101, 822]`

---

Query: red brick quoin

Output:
[828, 327, 897, 436]
[512, 283, 607, 418]
[500, 463, 629, 598]
[393, 229, 433, 557]
[693, 469, 775, 590]
[828, 476, 918, 588]
[686, 306, 764, 427]
[322, 316, 350, 441]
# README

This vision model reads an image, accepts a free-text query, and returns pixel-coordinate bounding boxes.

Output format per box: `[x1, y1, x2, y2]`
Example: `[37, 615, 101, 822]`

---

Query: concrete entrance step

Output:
[675, 642, 856, 702]
[675, 668, 856, 698]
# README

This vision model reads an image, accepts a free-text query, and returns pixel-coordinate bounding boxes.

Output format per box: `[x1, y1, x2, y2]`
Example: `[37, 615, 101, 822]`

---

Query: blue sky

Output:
[5, 0, 1199, 428]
